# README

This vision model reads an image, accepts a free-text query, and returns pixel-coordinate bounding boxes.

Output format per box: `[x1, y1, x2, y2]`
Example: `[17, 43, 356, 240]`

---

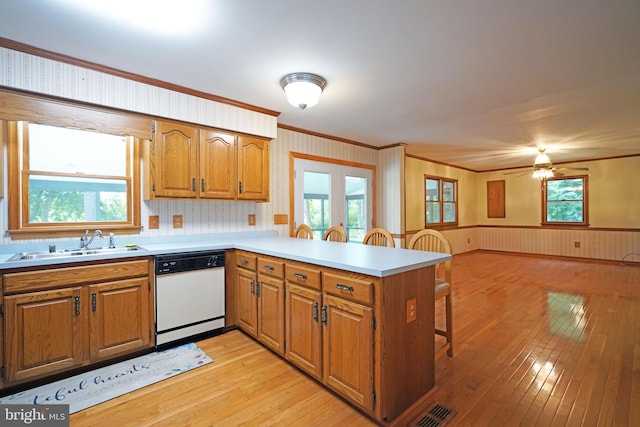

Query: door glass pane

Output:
[345, 176, 366, 242]
[304, 171, 330, 239]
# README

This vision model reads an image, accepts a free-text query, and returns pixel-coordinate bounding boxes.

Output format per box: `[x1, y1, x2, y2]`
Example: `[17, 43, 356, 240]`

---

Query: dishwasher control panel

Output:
[155, 251, 225, 274]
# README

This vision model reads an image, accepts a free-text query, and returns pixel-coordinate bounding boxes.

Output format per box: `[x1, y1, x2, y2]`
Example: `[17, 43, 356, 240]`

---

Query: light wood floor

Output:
[70, 251, 640, 426]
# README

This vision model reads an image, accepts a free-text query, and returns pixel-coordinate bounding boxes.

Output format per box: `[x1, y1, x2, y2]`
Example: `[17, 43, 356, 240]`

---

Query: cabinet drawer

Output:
[322, 272, 373, 306]
[258, 257, 284, 279]
[236, 251, 257, 271]
[285, 263, 321, 290]
[3, 259, 150, 294]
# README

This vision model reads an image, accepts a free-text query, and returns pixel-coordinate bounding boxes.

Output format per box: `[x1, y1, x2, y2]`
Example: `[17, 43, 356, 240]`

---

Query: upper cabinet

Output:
[145, 120, 269, 202]
[237, 135, 270, 201]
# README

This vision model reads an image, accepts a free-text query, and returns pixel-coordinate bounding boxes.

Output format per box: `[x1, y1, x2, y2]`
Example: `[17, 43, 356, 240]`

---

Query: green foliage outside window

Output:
[545, 178, 584, 223]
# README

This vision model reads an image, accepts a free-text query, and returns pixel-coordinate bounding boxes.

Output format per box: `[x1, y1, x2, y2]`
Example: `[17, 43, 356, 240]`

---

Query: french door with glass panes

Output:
[294, 159, 373, 242]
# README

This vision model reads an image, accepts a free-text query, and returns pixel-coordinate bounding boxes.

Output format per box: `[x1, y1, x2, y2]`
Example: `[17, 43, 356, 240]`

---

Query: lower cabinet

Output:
[285, 264, 322, 379]
[4, 287, 84, 383]
[235, 251, 285, 355]
[236, 254, 376, 413]
[89, 278, 151, 361]
[2, 258, 154, 386]
[322, 294, 373, 409]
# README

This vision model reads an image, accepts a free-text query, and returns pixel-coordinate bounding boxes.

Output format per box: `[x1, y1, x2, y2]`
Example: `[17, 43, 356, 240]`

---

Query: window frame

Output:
[7, 119, 143, 239]
[424, 174, 458, 228]
[541, 175, 589, 226]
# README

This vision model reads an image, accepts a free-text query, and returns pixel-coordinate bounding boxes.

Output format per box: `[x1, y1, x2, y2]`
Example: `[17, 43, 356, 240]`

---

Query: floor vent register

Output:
[411, 402, 457, 427]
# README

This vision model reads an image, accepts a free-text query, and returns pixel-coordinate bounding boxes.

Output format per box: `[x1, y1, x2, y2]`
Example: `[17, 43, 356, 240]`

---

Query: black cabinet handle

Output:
[256, 281, 261, 297]
[263, 265, 275, 271]
[201, 178, 205, 192]
[74, 296, 80, 315]
[312, 302, 319, 322]
[192, 178, 196, 192]
[92, 293, 97, 312]
[335, 283, 355, 292]
[293, 272, 307, 280]
[250, 280, 255, 295]
[321, 305, 327, 325]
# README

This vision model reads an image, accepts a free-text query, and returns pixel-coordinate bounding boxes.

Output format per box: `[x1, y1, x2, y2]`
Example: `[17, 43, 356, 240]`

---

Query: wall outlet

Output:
[173, 215, 183, 229]
[148, 215, 159, 229]
[406, 298, 417, 323]
[248, 214, 256, 226]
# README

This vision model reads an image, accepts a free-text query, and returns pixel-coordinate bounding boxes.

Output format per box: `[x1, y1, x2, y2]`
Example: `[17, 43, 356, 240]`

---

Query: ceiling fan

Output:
[504, 148, 589, 180]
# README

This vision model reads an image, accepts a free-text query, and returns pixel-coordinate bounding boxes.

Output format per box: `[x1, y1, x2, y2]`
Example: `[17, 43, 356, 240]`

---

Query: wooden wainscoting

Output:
[70, 252, 640, 426]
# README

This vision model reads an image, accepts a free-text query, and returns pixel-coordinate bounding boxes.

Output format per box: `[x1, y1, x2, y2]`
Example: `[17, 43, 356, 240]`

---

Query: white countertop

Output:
[0, 232, 450, 277]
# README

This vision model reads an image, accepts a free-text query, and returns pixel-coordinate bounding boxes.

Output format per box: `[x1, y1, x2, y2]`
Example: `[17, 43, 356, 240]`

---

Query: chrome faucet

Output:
[80, 229, 103, 249]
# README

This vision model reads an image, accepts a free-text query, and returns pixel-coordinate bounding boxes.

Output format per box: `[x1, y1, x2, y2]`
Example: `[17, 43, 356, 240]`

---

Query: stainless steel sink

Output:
[5, 246, 144, 262]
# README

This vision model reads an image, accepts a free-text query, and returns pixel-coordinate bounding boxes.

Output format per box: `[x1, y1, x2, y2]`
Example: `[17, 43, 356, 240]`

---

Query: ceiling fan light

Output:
[280, 73, 326, 110]
[534, 152, 551, 166]
[532, 168, 554, 180]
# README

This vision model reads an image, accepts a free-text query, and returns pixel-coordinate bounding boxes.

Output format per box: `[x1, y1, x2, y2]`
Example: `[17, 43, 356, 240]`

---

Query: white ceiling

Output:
[1, 0, 639, 171]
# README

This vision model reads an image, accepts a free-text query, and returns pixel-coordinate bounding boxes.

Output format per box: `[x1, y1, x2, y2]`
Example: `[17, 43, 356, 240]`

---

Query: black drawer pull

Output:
[312, 302, 319, 322]
[335, 283, 355, 292]
[263, 265, 275, 271]
[293, 272, 307, 280]
[74, 296, 80, 315]
[240, 259, 249, 265]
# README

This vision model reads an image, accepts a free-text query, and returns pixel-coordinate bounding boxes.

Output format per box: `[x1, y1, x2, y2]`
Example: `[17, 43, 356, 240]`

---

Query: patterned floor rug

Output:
[0, 342, 212, 414]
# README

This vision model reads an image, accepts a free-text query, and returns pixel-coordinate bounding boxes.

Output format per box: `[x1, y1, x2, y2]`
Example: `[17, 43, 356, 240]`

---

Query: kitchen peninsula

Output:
[0, 232, 450, 424]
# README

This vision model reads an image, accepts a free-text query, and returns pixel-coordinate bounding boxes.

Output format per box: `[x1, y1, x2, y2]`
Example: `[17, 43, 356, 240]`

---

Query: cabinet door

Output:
[237, 268, 258, 337]
[200, 129, 236, 199]
[237, 135, 269, 201]
[257, 275, 285, 355]
[322, 294, 374, 411]
[89, 278, 151, 361]
[4, 287, 84, 382]
[286, 283, 322, 379]
[153, 121, 198, 198]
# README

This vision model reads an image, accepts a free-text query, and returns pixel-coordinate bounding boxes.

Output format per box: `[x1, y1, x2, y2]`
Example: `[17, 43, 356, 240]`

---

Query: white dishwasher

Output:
[155, 251, 225, 347]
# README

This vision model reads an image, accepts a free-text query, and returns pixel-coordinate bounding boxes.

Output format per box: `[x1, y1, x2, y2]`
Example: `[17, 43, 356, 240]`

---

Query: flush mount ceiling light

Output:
[280, 73, 327, 110]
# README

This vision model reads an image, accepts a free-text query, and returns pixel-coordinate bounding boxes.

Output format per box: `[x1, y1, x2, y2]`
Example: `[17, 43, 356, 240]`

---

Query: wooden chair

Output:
[323, 226, 347, 242]
[294, 224, 313, 239]
[362, 227, 395, 248]
[408, 229, 453, 359]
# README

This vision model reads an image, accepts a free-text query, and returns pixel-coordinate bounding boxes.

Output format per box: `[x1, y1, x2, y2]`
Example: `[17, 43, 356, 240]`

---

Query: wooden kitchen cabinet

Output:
[151, 121, 199, 198]
[235, 252, 285, 355]
[89, 277, 151, 361]
[285, 263, 322, 379]
[256, 256, 285, 355]
[1, 258, 154, 387]
[236, 251, 258, 336]
[229, 248, 437, 424]
[146, 120, 270, 201]
[237, 135, 269, 201]
[200, 128, 236, 199]
[4, 287, 84, 383]
[322, 293, 374, 410]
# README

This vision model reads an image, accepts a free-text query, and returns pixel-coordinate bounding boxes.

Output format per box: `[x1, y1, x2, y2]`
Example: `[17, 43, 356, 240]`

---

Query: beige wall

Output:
[477, 156, 640, 228]
[405, 156, 478, 231]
